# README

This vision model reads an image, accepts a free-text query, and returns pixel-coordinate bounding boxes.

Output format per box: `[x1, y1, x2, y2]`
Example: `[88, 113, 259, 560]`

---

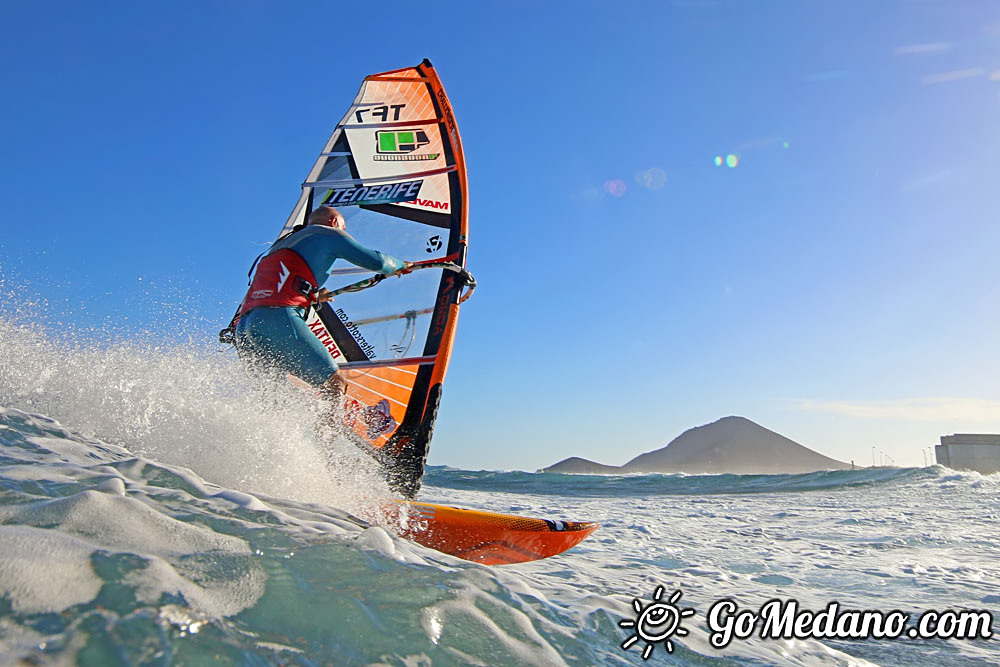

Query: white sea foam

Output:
[4, 404, 996, 664]
[0, 526, 102, 614]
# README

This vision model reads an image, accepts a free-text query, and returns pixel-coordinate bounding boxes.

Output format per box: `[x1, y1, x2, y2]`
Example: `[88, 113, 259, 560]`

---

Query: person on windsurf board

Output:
[227, 206, 410, 410]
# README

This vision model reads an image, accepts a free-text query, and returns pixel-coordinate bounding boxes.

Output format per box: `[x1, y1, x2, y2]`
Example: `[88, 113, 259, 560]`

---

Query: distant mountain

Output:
[541, 416, 851, 475]
[539, 457, 623, 475]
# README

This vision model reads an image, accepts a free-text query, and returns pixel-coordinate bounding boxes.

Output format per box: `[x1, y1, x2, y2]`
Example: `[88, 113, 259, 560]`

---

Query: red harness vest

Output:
[237, 248, 319, 318]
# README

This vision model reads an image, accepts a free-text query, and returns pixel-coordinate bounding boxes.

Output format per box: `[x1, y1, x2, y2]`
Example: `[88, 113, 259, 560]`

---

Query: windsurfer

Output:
[232, 206, 410, 406]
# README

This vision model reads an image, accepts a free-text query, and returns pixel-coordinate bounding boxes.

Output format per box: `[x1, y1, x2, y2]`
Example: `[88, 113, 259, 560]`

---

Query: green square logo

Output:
[379, 133, 398, 152]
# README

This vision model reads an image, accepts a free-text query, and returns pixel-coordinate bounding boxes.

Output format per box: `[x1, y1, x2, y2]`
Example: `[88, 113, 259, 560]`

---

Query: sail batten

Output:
[304, 165, 457, 188]
[367, 76, 433, 83]
[339, 118, 444, 129]
[338, 356, 437, 370]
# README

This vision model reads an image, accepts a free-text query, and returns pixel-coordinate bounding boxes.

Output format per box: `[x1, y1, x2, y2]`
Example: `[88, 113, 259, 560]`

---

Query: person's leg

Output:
[236, 308, 342, 387]
[319, 372, 348, 424]
[237, 308, 353, 435]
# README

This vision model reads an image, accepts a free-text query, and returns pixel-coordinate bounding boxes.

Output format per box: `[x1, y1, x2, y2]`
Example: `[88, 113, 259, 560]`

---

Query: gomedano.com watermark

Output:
[707, 598, 993, 648]
[619, 587, 994, 660]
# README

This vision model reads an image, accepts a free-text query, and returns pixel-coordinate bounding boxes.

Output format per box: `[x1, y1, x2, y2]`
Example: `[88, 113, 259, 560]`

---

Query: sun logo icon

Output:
[619, 586, 696, 659]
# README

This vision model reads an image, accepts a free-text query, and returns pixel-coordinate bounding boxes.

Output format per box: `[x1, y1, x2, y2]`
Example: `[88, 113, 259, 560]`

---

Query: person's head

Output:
[307, 206, 345, 230]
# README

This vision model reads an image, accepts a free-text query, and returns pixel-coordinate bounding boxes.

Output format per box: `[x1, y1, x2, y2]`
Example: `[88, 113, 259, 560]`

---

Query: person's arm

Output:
[314, 256, 412, 304]
[333, 233, 406, 275]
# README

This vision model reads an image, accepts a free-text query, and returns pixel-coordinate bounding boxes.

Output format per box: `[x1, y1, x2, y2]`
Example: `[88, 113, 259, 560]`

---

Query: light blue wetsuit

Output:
[234, 226, 405, 386]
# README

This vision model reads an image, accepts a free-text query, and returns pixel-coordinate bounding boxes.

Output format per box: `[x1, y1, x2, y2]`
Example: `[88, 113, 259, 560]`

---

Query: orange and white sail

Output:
[281, 60, 470, 498]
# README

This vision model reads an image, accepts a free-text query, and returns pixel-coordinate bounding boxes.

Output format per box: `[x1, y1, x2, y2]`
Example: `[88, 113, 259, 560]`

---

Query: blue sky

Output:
[2, 1, 998, 470]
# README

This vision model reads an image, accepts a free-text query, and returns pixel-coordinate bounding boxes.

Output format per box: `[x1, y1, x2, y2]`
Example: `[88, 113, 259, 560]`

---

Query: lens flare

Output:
[635, 167, 667, 190]
[604, 180, 627, 197]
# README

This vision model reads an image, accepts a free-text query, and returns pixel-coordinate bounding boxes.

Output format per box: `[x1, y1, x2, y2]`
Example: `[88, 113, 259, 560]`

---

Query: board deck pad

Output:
[385, 500, 598, 565]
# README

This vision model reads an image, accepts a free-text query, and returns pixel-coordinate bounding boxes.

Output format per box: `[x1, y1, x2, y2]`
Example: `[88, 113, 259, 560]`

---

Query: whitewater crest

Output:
[0, 316, 390, 510]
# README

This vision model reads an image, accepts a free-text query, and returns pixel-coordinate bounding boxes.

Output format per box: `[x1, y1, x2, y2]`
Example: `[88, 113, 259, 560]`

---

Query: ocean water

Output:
[1, 318, 998, 665]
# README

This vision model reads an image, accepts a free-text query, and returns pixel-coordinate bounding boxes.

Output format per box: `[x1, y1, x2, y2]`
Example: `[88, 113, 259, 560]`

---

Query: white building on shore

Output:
[935, 434, 1000, 475]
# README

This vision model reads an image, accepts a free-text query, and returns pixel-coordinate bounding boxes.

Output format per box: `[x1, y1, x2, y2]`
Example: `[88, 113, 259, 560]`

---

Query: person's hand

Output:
[397, 261, 414, 277]
[315, 287, 332, 303]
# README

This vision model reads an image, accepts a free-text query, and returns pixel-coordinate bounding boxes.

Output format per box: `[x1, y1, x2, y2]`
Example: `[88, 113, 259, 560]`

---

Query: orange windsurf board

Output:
[385, 500, 598, 565]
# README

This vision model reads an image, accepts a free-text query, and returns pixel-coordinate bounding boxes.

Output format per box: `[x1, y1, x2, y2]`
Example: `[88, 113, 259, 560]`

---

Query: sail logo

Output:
[406, 198, 449, 211]
[437, 87, 460, 147]
[355, 103, 405, 123]
[374, 130, 438, 161]
[324, 179, 423, 207]
[335, 308, 377, 360]
[306, 319, 343, 360]
[343, 398, 398, 441]
[430, 273, 454, 338]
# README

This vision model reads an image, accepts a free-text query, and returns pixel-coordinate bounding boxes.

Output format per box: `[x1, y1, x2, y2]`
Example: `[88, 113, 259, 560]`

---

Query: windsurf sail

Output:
[280, 59, 471, 498]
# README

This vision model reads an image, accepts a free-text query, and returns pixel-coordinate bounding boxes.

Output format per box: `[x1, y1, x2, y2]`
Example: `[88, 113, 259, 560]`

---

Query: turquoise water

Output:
[1, 320, 998, 665]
